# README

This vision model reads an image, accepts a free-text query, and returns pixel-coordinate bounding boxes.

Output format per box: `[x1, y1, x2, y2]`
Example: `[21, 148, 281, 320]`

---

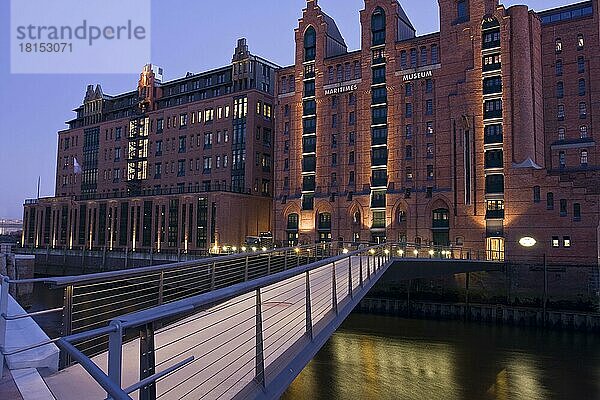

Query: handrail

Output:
[9, 243, 319, 287]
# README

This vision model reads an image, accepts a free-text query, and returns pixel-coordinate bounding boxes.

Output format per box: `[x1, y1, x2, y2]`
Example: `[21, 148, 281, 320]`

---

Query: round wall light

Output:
[519, 237, 537, 247]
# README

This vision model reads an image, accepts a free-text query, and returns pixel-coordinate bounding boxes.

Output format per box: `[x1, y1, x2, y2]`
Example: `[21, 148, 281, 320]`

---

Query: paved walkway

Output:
[0, 366, 24, 400]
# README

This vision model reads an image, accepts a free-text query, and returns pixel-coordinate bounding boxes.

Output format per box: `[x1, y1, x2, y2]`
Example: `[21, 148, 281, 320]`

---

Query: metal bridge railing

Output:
[0, 241, 497, 382]
[53, 244, 393, 400]
[0, 243, 344, 371]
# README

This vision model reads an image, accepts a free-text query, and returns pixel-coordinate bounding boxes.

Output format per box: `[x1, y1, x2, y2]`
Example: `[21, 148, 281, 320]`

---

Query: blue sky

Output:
[0, 0, 570, 218]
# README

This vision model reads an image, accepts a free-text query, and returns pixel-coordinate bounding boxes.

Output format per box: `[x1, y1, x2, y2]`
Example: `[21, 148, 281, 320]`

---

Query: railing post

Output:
[297, 250, 300, 267]
[0, 276, 8, 378]
[107, 320, 123, 399]
[157, 272, 164, 306]
[305, 271, 313, 340]
[348, 255, 353, 298]
[210, 262, 216, 291]
[367, 253, 371, 279]
[331, 261, 338, 314]
[359, 255, 364, 287]
[60, 284, 74, 368]
[284, 250, 288, 271]
[244, 256, 249, 282]
[267, 254, 272, 276]
[255, 288, 265, 387]
[139, 323, 156, 400]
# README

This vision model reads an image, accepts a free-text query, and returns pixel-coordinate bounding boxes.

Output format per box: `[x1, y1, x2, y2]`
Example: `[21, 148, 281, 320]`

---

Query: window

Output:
[304, 26, 316, 62]
[580, 150, 588, 166]
[457, 0, 468, 22]
[349, 171, 355, 185]
[431, 45, 439, 64]
[204, 132, 213, 149]
[178, 136, 186, 153]
[177, 160, 185, 177]
[579, 102, 587, 118]
[406, 167, 413, 181]
[400, 50, 407, 69]
[405, 145, 413, 159]
[404, 83, 413, 97]
[578, 79, 586, 96]
[560, 199, 567, 216]
[156, 118, 164, 133]
[155, 140, 163, 156]
[406, 103, 413, 118]
[547, 192, 554, 210]
[558, 127, 565, 141]
[426, 122, 434, 135]
[204, 108, 214, 122]
[203, 157, 212, 173]
[410, 48, 417, 67]
[580, 125, 588, 139]
[556, 82, 564, 98]
[349, 151, 355, 164]
[533, 186, 541, 203]
[559, 151, 566, 168]
[563, 236, 571, 248]
[555, 60, 563, 76]
[349, 111, 356, 125]
[179, 114, 188, 127]
[425, 79, 433, 93]
[578, 56, 585, 73]
[577, 34, 584, 50]
[426, 143, 434, 158]
[555, 38, 562, 53]
[425, 99, 433, 115]
[420, 47, 428, 65]
[405, 125, 413, 139]
[354, 61, 361, 79]
[332, 153, 337, 166]
[558, 105, 565, 119]
[371, 8, 386, 46]
[573, 203, 581, 221]
[427, 165, 434, 179]
[552, 236, 560, 248]
[336, 65, 343, 82]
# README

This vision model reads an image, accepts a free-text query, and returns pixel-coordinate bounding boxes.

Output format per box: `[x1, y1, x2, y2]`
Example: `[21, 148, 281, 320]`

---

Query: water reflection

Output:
[283, 315, 600, 400]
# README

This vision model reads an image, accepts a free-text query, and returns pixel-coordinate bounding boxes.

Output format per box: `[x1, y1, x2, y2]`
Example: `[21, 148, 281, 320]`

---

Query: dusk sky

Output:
[0, 0, 569, 218]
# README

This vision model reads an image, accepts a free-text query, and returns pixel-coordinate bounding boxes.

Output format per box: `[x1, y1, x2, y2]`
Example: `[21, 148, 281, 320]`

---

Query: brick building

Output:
[273, 0, 600, 265]
[22, 0, 600, 265]
[23, 39, 277, 253]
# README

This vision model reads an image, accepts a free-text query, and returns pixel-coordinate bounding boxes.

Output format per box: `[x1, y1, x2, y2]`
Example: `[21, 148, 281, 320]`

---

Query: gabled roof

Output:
[395, 1, 415, 31]
[322, 12, 347, 46]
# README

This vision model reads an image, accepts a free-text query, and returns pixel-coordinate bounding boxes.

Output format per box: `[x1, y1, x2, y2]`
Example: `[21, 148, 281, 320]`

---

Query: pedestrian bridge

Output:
[1, 243, 501, 400]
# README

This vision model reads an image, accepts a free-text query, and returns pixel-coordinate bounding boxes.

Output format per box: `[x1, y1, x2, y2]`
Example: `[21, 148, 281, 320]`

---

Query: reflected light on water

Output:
[283, 315, 600, 400]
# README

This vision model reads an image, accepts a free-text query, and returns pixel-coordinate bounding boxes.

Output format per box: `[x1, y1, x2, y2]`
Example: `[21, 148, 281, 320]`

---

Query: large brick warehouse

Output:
[23, 0, 600, 265]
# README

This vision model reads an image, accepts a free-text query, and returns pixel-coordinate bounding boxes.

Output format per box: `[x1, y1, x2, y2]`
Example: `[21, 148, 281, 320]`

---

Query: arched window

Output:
[371, 8, 386, 46]
[304, 26, 316, 62]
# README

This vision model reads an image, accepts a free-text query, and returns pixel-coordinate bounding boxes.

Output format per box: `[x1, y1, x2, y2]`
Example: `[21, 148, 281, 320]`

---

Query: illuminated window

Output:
[579, 102, 587, 118]
[563, 236, 571, 248]
[555, 38, 562, 53]
[580, 125, 588, 138]
[580, 150, 588, 166]
[552, 236, 560, 248]
[558, 127, 565, 140]
[577, 34, 584, 50]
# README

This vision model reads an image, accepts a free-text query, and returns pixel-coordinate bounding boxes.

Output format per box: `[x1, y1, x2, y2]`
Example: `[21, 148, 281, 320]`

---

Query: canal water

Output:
[282, 314, 600, 400]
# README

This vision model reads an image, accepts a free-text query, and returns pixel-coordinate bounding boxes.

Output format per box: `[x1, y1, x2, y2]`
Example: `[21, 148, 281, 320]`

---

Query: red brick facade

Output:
[273, 0, 600, 265]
